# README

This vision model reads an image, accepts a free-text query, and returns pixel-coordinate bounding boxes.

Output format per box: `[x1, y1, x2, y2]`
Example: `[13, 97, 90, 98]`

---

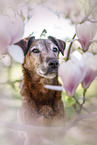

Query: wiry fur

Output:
[17, 37, 66, 145]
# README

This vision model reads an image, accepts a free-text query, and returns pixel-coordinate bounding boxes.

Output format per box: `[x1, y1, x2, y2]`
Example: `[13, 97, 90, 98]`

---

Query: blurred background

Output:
[0, 0, 97, 145]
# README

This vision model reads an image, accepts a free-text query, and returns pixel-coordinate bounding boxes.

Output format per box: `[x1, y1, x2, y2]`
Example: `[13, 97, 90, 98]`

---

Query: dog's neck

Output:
[21, 66, 61, 109]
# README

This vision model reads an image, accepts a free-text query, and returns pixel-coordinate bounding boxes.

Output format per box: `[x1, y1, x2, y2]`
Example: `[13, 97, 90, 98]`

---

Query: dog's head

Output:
[16, 36, 66, 79]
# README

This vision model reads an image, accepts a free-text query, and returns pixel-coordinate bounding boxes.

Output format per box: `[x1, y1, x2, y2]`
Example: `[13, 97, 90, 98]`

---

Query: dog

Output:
[16, 36, 66, 144]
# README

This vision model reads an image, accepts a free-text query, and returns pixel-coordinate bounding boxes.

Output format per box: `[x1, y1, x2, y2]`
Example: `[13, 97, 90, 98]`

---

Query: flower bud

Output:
[81, 52, 97, 89]
[58, 59, 84, 97]
[76, 21, 97, 51]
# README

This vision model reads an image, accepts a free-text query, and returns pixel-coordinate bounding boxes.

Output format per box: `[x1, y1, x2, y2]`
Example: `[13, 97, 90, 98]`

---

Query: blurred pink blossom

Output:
[59, 51, 97, 97]
[81, 52, 97, 89]
[58, 59, 84, 97]
[76, 21, 97, 52]
[8, 45, 24, 64]
[0, 12, 24, 54]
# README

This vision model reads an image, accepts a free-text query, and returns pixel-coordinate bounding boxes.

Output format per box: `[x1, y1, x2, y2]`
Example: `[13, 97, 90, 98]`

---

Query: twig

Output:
[40, 29, 47, 38]
[66, 34, 76, 61]
[73, 96, 89, 113]
[73, 104, 81, 114]
[87, 18, 97, 23]
[81, 89, 87, 105]
[77, 89, 87, 113]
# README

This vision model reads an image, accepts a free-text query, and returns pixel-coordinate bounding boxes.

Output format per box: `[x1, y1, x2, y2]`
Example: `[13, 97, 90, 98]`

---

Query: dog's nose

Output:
[48, 59, 59, 69]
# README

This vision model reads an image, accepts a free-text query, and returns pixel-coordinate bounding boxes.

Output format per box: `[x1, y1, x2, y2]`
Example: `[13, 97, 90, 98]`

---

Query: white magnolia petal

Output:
[71, 51, 82, 61]
[81, 52, 97, 71]
[9, 14, 24, 44]
[89, 40, 97, 43]
[82, 71, 97, 89]
[89, 42, 97, 53]
[81, 52, 97, 89]
[58, 60, 83, 97]
[75, 21, 97, 51]
[0, 12, 24, 54]
[76, 21, 97, 41]
[8, 45, 24, 64]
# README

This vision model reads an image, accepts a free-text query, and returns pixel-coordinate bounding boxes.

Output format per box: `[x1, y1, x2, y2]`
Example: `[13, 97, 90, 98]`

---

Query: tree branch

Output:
[66, 34, 76, 61]
[72, 96, 89, 114]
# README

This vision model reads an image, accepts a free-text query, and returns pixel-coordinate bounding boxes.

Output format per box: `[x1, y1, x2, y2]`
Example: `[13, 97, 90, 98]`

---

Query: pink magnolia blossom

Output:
[59, 51, 97, 96]
[58, 59, 84, 97]
[81, 52, 97, 89]
[0, 12, 24, 54]
[76, 21, 97, 52]
[8, 45, 24, 64]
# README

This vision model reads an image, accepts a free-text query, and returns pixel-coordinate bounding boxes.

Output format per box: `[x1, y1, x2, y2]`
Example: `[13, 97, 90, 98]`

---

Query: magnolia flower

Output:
[76, 21, 97, 51]
[81, 52, 97, 89]
[70, 50, 82, 61]
[8, 45, 24, 64]
[0, 11, 24, 54]
[58, 59, 84, 97]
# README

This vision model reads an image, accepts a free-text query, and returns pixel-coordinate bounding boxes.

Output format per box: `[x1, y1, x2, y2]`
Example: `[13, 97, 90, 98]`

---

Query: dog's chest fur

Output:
[18, 66, 65, 127]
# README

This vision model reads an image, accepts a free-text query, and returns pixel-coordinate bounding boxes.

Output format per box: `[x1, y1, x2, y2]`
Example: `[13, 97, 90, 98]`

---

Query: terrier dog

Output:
[17, 36, 66, 144]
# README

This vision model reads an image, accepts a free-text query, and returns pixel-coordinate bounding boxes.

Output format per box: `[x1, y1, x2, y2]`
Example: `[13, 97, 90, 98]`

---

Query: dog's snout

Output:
[48, 59, 59, 69]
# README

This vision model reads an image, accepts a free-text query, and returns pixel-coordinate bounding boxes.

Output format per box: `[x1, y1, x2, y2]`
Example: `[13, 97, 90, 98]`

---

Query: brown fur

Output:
[17, 37, 65, 144]
[19, 68, 65, 126]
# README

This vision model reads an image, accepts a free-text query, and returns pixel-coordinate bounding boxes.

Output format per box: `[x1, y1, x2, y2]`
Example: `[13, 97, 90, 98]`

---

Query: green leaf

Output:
[22, 15, 25, 21]
[40, 29, 47, 37]
[78, 47, 82, 50]
[62, 91, 75, 106]
[66, 97, 75, 106]
[62, 91, 68, 102]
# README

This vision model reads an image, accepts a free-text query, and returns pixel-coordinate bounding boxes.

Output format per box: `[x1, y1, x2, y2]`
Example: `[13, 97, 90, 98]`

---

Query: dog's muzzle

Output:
[48, 59, 58, 71]
[47, 58, 59, 74]
[37, 58, 59, 78]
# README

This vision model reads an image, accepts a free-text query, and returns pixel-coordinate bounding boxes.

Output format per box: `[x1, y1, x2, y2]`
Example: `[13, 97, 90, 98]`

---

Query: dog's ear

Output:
[16, 36, 35, 55]
[48, 36, 66, 56]
[8, 36, 35, 64]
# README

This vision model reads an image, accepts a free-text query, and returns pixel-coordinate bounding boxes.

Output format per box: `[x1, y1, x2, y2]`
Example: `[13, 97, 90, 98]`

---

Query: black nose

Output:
[48, 59, 59, 69]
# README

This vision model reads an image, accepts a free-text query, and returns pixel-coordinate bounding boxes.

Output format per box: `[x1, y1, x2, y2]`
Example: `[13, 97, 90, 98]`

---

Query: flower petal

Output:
[8, 45, 24, 64]
[0, 11, 24, 54]
[76, 21, 97, 51]
[76, 21, 96, 41]
[58, 59, 84, 97]
[71, 51, 82, 61]
[81, 52, 97, 89]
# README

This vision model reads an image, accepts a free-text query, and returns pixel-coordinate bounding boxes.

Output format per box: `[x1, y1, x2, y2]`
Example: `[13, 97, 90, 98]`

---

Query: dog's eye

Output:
[53, 47, 58, 52]
[32, 48, 40, 53]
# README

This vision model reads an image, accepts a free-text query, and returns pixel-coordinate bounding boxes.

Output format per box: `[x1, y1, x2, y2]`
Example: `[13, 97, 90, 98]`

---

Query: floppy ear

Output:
[8, 36, 35, 64]
[48, 36, 66, 56]
[16, 36, 35, 55]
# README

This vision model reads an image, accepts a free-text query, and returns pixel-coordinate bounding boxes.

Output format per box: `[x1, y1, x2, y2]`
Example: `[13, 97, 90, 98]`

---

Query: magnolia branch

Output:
[66, 33, 76, 61]
[72, 96, 89, 114]
[73, 89, 88, 114]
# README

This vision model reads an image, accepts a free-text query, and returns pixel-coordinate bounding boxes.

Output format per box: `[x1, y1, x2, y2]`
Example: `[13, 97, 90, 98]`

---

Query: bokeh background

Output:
[0, 0, 97, 145]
